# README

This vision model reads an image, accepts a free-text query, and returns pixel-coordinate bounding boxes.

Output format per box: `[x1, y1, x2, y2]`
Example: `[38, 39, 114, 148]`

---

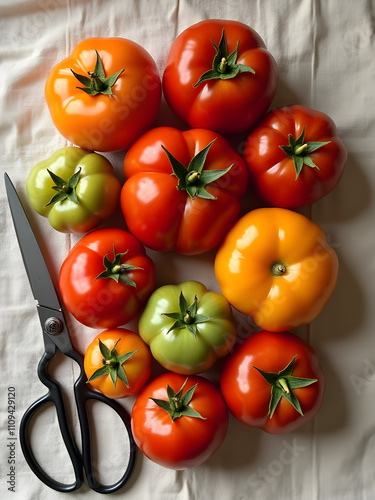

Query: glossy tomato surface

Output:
[138, 280, 237, 375]
[26, 147, 121, 233]
[121, 126, 248, 255]
[163, 19, 278, 135]
[220, 330, 325, 434]
[45, 37, 161, 152]
[131, 373, 228, 469]
[84, 328, 152, 399]
[243, 105, 347, 208]
[59, 228, 155, 328]
[214, 207, 339, 331]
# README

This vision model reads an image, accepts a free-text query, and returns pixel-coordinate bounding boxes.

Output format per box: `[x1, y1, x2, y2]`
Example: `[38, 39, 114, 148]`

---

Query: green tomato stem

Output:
[173, 396, 182, 411]
[279, 126, 331, 180]
[162, 139, 231, 200]
[194, 29, 255, 86]
[218, 57, 227, 73]
[277, 377, 290, 394]
[184, 311, 193, 324]
[88, 71, 106, 92]
[253, 356, 318, 419]
[150, 379, 206, 422]
[102, 357, 118, 367]
[95, 246, 143, 286]
[186, 171, 200, 184]
[294, 143, 308, 155]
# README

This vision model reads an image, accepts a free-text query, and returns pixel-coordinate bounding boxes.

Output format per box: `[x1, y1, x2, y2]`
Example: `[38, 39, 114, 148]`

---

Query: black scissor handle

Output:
[71, 349, 137, 494]
[19, 350, 83, 492]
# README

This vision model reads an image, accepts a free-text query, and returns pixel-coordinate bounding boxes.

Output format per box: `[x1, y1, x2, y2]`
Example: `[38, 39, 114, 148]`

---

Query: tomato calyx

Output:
[71, 50, 125, 96]
[162, 139, 232, 200]
[194, 28, 255, 87]
[44, 168, 81, 207]
[253, 355, 318, 418]
[87, 338, 138, 390]
[162, 291, 211, 339]
[150, 378, 206, 422]
[95, 245, 143, 286]
[279, 126, 331, 180]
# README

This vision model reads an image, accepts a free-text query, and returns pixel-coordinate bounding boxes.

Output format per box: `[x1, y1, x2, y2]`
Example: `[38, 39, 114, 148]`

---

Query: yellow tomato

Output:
[214, 208, 339, 331]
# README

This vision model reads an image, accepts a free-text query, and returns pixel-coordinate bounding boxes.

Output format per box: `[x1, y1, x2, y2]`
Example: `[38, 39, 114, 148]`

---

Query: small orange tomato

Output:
[214, 207, 339, 332]
[84, 329, 152, 399]
[45, 37, 161, 152]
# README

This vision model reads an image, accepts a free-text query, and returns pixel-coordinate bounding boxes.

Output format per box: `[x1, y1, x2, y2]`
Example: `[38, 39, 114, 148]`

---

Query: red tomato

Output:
[121, 127, 248, 255]
[220, 331, 325, 435]
[131, 373, 228, 469]
[162, 19, 278, 135]
[59, 228, 155, 328]
[243, 105, 347, 208]
[45, 37, 161, 152]
[84, 329, 152, 399]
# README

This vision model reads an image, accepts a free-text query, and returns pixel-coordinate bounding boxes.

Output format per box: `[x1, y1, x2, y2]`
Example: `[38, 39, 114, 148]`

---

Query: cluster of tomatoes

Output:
[26, 19, 347, 470]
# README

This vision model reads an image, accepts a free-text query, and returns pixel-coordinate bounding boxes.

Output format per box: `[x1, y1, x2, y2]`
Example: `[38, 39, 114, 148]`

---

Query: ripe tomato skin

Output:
[162, 19, 278, 135]
[45, 37, 161, 152]
[220, 331, 325, 434]
[243, 105, 347, 208]
[131, 373, 228, 469]
[214, 207, 339, 332]
[84, 329, 152, 399]
[59, 228, 156, 329]
[121, 126, 248, 255]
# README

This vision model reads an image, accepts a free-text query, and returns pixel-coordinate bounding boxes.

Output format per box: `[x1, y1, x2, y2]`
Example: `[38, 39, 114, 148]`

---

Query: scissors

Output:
[4, 173, 137, 494]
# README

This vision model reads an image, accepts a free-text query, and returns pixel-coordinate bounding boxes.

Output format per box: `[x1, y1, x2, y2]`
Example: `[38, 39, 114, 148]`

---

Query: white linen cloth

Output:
[0, 0, 374, 498]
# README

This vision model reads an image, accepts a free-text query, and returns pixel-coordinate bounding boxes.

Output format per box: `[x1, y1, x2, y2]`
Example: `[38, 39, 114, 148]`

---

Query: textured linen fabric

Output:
[0, 0, 374, 499]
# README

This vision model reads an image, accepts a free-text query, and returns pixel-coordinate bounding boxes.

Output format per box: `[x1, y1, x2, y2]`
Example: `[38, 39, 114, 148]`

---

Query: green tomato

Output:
[138, 280, 237, 375]
[26, 147, 121, 233]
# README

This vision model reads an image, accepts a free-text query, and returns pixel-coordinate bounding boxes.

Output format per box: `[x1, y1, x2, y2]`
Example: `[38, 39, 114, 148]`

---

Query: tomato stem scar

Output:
[271, 262, 286, 276]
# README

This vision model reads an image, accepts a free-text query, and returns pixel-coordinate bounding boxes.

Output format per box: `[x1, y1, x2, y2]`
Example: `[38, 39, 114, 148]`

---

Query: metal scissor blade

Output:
[5, 173, 62, 311]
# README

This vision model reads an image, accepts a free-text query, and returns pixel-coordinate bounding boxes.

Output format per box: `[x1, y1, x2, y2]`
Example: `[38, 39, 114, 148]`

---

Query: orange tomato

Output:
[214, 208, 339, 331]
[45, 37, 161, 152]
[84, 329, 152, 399]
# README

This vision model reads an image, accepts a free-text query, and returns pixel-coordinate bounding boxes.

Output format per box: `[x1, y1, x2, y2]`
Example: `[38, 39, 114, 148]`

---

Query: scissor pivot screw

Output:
[44, 317, 63, 335]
